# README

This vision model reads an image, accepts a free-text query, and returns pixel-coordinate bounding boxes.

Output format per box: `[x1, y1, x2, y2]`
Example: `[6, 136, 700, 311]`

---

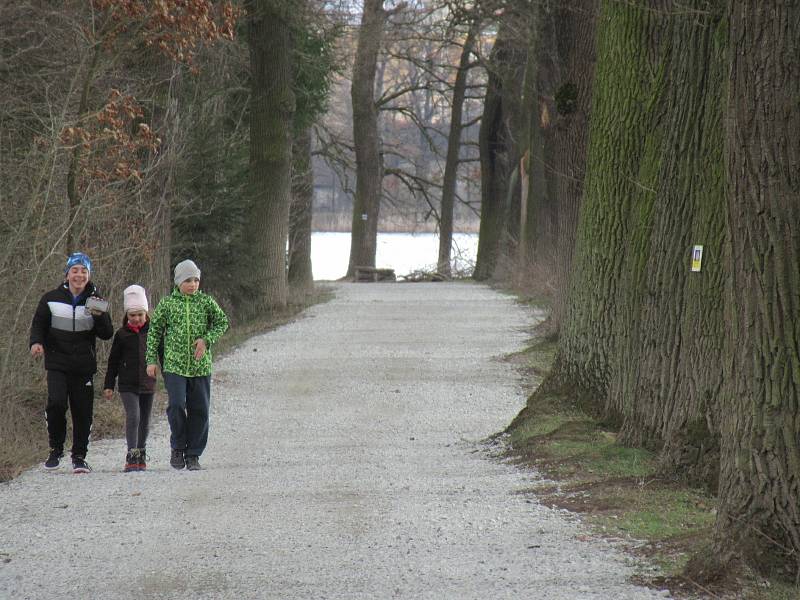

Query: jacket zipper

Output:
[185, 294, 191, 373]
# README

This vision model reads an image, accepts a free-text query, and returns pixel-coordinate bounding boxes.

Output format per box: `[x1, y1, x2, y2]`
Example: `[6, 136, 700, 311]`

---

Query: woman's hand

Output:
[103, 389, 113, 400]
[146, 364, 158, 378]
[30, 343, 44, 358]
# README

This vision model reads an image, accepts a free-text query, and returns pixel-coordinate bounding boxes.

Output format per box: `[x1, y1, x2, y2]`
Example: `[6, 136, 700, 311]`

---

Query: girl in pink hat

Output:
[103, 285, 156, 472]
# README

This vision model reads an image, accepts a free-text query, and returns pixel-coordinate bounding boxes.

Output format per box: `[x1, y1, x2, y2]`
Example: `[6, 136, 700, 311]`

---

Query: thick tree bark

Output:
[437, 22, 477, 277]
[613, 2, 727, 488]
[473, 51, 506, 281]
[473, 10, 531, 281]
[288, 126, 314, 293]
[347, 0, 386, 277]
[555, 0, 668, 399]
[712, 0, 800, 579]
[525, 0, 598, 332]
[243, 0, 294, 314]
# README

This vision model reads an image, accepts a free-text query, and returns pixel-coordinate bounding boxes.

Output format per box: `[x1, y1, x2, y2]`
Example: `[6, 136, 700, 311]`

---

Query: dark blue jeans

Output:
[163, 373, 211, 457]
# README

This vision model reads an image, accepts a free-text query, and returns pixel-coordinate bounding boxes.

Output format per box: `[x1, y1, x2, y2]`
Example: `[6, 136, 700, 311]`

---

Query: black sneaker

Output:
[124, 449, 139, 473]
[138, 448, 147, 471]
[185, 455, 201, 471]
[170, 449, 185, 470]
[43, 449, 63, 470]
[72, 457, 92, 474]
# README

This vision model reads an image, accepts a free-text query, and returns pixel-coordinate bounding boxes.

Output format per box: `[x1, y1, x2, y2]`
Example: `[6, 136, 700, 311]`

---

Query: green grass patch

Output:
[649, 551, 692, 578]
[593, 489, 716, 540]
[585, 443, 654, 478]
[507, 413, 581, 444]
[539, 432, 656, 479]
[511, 412, 657, 480]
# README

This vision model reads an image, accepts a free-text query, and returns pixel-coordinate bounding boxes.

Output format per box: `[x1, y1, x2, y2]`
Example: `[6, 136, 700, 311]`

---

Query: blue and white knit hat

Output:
[65, 252, 92, 274]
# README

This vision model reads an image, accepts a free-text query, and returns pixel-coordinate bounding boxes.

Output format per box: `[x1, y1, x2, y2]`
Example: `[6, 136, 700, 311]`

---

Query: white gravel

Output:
[1, 282, 672, 599]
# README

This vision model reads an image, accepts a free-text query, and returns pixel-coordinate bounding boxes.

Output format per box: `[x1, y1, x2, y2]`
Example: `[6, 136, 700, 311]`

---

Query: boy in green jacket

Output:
[146, 259, 228, 471]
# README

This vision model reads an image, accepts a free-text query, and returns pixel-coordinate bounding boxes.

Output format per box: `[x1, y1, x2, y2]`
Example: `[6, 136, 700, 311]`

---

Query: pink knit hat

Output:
[123, 285, 148, 313]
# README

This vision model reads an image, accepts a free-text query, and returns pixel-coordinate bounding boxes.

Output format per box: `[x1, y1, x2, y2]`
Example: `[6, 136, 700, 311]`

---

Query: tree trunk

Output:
[473, 11, 531, 281]
[526, 0, 598, 333]
[555, 0, 668, 400]
[713, 0, 800, 579]
[243, 0, 294, 315]
[347, 0, 386, 277]
[288, 126, 314, 293]
[150, 81, 180, 301]
[612, 1, 727, 489]
[66, 41, 104, 252]
[437, 22, 477, 277]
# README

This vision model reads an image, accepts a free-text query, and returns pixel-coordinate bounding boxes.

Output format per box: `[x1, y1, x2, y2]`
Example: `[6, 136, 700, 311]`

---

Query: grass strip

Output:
[504, 332, 797, 600]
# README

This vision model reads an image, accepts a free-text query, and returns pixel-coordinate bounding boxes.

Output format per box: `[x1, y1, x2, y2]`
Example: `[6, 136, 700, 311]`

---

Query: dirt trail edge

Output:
[1, 282, 671, 600]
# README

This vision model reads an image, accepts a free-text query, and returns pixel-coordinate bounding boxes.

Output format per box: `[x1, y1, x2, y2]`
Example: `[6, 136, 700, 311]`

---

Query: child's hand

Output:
[30, 343, 44, 358]
[193, 338, 207, 360]
[103, 389, 113, 400]
[146, 364, 159, 378]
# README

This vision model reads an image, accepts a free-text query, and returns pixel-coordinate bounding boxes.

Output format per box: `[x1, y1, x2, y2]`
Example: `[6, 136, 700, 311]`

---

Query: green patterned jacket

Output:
[145, 288, 229, 377]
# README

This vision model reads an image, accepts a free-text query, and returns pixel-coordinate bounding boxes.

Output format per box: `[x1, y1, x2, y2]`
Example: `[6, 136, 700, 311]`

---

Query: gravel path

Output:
[1, 282, 671, 599]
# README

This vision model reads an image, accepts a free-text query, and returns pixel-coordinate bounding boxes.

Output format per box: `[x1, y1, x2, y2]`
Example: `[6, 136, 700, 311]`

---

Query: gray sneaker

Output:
[170, 449, 185, 470]
[185, 455, 201, 471]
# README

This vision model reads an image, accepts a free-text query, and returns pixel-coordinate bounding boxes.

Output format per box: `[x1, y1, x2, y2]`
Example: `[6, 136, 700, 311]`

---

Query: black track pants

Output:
[45, 370, 94, 458]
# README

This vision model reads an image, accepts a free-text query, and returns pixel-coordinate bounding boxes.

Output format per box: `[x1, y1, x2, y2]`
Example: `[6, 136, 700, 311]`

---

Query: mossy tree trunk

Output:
[288, 126, 314, 293]
[555, 0, 668, 400]
[473, 9, 532, 281]
[347, 0, 386, 277]
[525, 0, 598, 332]
[242, 1, 294, 315]
[712, 0, 800, 579]
[553, 1, 728, 487]
[612, 1, 727, 489]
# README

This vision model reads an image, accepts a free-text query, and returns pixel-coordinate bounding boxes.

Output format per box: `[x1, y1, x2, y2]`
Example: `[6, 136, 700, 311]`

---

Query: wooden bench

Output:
[353, 266, 396, 282]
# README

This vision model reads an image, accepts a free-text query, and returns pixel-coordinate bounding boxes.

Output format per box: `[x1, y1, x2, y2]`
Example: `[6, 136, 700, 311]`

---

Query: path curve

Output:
[1, 282, 671, 599]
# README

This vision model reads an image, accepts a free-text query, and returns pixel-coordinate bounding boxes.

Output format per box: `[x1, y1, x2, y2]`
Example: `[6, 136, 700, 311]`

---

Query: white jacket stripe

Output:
[48, 301, 95, 332]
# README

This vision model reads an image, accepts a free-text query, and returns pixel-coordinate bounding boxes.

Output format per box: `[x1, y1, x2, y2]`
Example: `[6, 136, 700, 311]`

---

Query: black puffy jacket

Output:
[103, 323, 156, 394]
[29, 282, 114, 375]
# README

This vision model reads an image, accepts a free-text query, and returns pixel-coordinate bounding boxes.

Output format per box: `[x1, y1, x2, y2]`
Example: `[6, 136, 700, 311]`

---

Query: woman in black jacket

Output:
[103, 285, 156, 472]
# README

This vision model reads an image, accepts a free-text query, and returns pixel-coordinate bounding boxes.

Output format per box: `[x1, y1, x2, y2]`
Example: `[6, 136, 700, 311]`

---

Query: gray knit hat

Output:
[174, 259, 201, 286]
